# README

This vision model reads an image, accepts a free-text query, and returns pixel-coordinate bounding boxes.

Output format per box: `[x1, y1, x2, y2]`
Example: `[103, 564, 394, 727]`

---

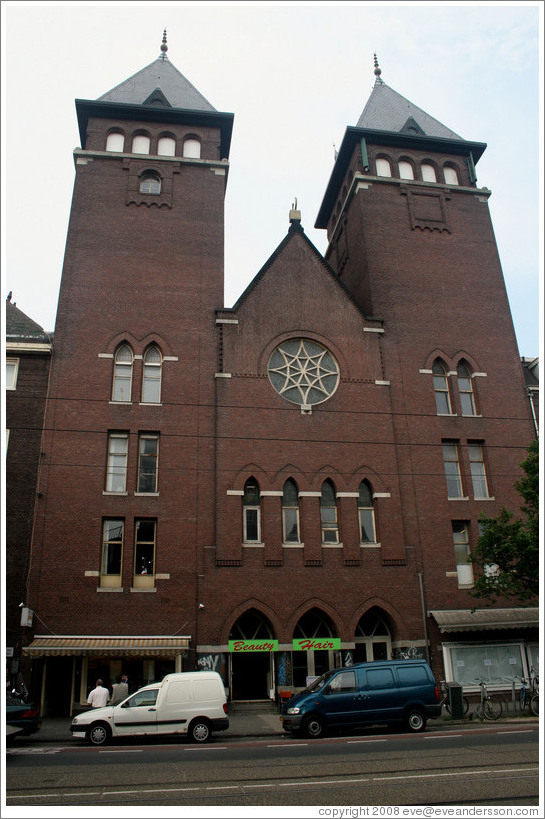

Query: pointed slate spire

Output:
[356, 56, 462, 139]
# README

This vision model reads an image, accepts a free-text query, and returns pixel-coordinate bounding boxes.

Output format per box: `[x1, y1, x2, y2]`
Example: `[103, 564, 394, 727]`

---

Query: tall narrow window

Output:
[432, 360, 452, 414]
[421, 163, 437, 182]
[376, 158, 392, 177]
[358, 481, 376, 543]
[457, 362, 477, 416]
[320, 480, 339, 543]
[442, 441, 464, 498]
[399, 160, 414, 180]
[282, 479, 300, 543]
[134, 519, 156, 587]
[243, 478, 261, 543]
[137, 434, 159, 493]
[101, 519, 124, 588]
[112, 344, 133, 402]
[6, 358, 19, 390]
[141, 346, 162, 403]
[468, 442, 489, 499]
[105, 433, 129, 492]
[452, 521, 473, 587]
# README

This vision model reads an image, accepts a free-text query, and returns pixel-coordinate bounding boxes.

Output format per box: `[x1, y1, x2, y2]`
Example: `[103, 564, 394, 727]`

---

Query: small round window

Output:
[140, 173, 161, 194]
[268, 339, 340, 407]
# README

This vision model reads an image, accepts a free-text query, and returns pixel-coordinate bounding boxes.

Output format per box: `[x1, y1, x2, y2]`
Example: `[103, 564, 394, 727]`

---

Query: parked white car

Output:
[70, 671, 229, 745]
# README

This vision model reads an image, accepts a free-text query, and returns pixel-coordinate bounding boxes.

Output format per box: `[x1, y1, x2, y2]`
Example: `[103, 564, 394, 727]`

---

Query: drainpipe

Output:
[417, 572, 430, 665]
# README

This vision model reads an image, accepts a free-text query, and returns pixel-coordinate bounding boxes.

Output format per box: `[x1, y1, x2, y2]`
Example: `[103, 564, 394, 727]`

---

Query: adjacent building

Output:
[21, 43, 538, 715]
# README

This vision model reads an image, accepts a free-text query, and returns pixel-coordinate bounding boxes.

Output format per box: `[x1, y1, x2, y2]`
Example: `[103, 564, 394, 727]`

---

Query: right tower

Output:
[315, 57, 536, 674]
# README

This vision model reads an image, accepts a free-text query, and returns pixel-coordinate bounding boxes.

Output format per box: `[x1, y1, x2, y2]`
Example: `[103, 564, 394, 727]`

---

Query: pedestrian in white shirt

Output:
[87, 679, 110, 708]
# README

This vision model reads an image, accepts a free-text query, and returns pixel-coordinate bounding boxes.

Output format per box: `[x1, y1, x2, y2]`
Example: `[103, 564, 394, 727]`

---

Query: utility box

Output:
[447, 682, 464, 719]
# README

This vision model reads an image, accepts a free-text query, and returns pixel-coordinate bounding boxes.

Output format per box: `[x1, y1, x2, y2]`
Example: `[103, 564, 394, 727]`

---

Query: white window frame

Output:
[141, 346, 162, 403]
[320, 482, 339, 544]
[442, 641, 527, 692]
[105, 433, 129, 493]
[452, 521, 473, 588]
[457, 363, 477, 416]
[137, 434, 159, 494]
[100, 519, 124, 588]
[468, 442, 489, 499]
[133, 519, 156, 589]
[433, 360, 452, 415]
[112, 345, 133, 403]
[358, 483, 376, 544]
[6, 358, 19, 390]
[442, 441, 464, 499]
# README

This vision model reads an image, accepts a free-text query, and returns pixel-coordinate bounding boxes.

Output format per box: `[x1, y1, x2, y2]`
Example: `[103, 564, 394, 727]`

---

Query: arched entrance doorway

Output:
[292, 608, 339, 688]
[354, 607, 392, 662]
[229, 609, 275, 701]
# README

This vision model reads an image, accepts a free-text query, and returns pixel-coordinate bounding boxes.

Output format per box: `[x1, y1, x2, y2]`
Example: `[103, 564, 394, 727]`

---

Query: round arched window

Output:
[268, 339, 340, 407]
[139, 173, 161, 194]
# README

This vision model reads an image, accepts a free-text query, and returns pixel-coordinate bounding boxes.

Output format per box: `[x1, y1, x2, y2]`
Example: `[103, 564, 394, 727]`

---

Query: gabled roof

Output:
[356, 78, 462, 140]
[5, 300, 51, 343]
[98, 55, 216, 112]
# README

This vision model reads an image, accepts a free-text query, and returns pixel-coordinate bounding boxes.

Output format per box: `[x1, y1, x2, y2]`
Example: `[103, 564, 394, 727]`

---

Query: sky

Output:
[2, 1, 542, 358]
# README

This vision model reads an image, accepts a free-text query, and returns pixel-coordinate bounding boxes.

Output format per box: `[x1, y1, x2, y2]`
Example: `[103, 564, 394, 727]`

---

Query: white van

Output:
[70, 671, 229, 745]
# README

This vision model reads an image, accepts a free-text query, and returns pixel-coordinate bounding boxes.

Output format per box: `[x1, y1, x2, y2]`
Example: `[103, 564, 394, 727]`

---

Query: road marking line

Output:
[206, 786, 239, 790]
[424, 734, 462, 739]
[184, 746, 227, 751]
[373, 767, 538, 782]
[105, 787, 200, 795]
[347, 739, 388, 744]
[267, 743, 308, 748]
[245, 778, 370, 790]
[99, 749, 143, 753]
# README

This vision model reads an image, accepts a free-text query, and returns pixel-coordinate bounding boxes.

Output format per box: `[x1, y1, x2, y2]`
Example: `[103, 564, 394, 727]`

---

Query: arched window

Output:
[282, 479, 300, 543]
[399, 160, 414, 180]
[358, 481, 376, 543]
[112, 344, 133, 402]
[141, 345, 162, 403]
[376, 157, 392, 177]
[432, 359, 452, 414]
[183, 138, 201, 158]
[421, 163, 437, 182]
[158, 136, 176, 156]
[132, 134, 151, 154]
[457, 362, 477, 416]
[106, 132, 124, 152]
[320, 480, 338, 543]
[444, 165, 459, 185]
[243, 478, 261, 543]
[139, 173, 161, 194]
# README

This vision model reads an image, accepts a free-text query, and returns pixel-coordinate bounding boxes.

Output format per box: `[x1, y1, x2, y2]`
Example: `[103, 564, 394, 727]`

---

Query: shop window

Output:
[452, 521, 473, 587]
[446, 643, 524, 690]
[432, 359, 452, 414]
[399, 160, 414, 180]
[183, 138, 201, 158]
[137, 434, 159, 494]
[320, 479, 339, 543]
[293, 608, 337, 688]
[141, 345, 162, 403]
[243, 478, 261, 542]
[376, 157, 392, 177]
[442, 441, 464, 498]
[358, 481, 376, 543]
[421, 163, 437, 182]
[105, 433, 129, 492]
[106, 132, 125, 152]
[139, 173, 161, 195]
[112, 344, 133, 402]
[132, 134, 151, 154]
[133, 519, 156, 588]
[6, 358, 19, 390]
[468, 442, 489, 499]
[282, 478, 300, 543]
[444, 165, 459, 185]
[457, 362, 477, 416]
[157, 136, 176, 156]
[101, 519, 124, 588]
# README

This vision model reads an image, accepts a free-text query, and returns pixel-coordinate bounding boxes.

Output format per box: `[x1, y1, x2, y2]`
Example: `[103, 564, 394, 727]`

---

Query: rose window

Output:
[268, 339, 340, 408]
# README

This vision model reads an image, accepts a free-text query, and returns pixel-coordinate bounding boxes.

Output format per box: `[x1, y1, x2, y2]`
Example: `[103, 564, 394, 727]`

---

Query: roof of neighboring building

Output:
[98, 55, 216, 112]
[521, 357, 539, 388]
[5, 299, 51, 344]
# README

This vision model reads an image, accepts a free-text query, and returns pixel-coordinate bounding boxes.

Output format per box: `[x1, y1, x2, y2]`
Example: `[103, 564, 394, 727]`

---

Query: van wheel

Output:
[404, 709, 426, 733]
[189, 718, 211, 743]
[87, 722, 111, 746]
[303, 715, 325, 739]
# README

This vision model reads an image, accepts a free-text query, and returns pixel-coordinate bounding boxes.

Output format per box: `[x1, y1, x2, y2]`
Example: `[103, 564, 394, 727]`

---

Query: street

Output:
[5, 723, 540, 808]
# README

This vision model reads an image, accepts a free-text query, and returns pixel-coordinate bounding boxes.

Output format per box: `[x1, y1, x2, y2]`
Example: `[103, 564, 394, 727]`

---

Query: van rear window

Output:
[396, 665, 430, 687]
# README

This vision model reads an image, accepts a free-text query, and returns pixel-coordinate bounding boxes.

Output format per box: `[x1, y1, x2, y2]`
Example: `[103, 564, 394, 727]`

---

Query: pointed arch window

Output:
[358, 481, 376, 543]
[320, 480, 338, 544]
[243, 478, 261, 543]
[141, 345, 162, 404]
[432, 359, 452, 415]
[457, 362, 477, 416]
[112, 344, 133, 403]
[376, 157, 392, 177]
[139, 173, 161, 195]
[282, 479, 300, 543]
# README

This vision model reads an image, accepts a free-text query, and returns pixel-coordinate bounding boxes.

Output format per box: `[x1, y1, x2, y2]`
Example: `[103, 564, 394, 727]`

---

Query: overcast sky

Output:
[2, 1, 542, 357]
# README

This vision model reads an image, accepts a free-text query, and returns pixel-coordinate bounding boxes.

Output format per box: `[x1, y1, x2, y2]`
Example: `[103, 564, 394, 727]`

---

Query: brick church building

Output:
[22, 40, 538, 715]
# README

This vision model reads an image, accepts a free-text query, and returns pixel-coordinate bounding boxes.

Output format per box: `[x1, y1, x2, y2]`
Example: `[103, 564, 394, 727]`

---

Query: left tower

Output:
[25, 36, 234, 715]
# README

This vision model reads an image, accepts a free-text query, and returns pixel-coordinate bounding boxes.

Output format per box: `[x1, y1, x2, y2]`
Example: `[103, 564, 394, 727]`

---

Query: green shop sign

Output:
[228, 639, 279, 653]
[292, 638, 341, 651]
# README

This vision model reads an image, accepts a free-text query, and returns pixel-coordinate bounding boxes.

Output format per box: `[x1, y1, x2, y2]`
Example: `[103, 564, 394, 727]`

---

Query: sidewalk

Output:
[11, 710, 538, 745]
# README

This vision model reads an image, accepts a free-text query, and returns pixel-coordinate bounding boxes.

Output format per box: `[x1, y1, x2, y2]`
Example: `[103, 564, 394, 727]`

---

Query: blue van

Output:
[280, 660, 441, 738]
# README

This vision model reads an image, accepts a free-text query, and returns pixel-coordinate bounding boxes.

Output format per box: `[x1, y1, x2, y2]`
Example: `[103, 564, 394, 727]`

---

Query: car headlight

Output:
[286, 707, 300, 715]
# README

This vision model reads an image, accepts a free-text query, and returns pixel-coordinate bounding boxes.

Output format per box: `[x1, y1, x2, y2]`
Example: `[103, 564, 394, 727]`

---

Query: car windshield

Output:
[305, 670, 336, 693]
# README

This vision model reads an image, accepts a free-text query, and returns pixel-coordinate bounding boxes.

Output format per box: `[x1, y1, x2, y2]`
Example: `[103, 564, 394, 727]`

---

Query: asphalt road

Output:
[5, 724, 540, 809]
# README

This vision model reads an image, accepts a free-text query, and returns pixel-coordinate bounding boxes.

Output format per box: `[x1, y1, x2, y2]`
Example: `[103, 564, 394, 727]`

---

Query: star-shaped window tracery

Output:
[268, 339, 340, 406]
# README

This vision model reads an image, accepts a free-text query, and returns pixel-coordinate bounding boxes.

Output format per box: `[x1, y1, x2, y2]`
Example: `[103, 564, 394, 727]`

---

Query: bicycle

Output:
[529, 668, 539, 717]
[470, 678, 503, 721]
[438, 680, 469, 716]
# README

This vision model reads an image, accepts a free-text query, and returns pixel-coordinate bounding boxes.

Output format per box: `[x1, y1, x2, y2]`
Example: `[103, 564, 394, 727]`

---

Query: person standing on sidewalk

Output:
[109, 675, 129, 705]
[87, 679, 110, 708]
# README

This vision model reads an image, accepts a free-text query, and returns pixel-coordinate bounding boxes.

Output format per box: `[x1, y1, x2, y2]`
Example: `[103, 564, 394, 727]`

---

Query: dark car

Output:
[6, 694, 42, 740]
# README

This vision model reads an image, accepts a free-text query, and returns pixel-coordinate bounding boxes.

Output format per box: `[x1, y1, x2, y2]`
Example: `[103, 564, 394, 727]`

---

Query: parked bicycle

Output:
[438, 680, 469, 716]
[470, 677, 502, 721]
[528, 668, 539, 717]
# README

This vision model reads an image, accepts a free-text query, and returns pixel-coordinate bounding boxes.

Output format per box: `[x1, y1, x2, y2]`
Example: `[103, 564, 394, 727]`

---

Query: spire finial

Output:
[160, 29, 168, 59]
[373, 53, 383, 84]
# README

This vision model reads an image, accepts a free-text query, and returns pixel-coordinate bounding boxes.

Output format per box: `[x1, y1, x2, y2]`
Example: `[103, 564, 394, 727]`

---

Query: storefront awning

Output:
[429, 608, 539, 633]
[22, 635, 191, 658]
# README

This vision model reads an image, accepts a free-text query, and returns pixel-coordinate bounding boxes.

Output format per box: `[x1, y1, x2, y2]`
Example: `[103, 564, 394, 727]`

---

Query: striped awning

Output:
[429, 608, 539, 633]
[22, 635, 190, 658]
